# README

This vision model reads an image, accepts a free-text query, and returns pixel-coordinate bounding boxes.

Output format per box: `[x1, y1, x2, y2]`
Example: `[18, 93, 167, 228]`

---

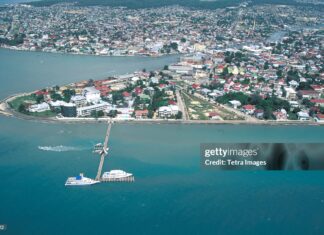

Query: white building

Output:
[82, 87, 101, 104]
[71, 95, 87, 107]
[77, 102, 110, 117]
[158, 105, 179, 118]
[284, 87, 297, 100]
[28, 102, 50, 112]
[49, 100, 70, 107]
[297, 111, 310, 121]
[168, 65, 193, 74]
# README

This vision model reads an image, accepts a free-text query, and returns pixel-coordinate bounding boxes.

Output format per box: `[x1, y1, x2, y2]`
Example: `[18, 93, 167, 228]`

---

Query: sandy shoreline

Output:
[1, 93, 323, 126]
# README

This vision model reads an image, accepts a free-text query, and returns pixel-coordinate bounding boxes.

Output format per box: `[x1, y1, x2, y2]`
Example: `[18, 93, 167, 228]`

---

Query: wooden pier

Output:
[101, 176, 135, 182]
[95, 120, 112, 181]
[94, 120, 135, 183]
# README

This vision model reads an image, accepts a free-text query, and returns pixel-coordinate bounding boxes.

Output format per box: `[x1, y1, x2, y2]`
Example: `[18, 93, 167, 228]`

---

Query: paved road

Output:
[176, 89, 189, 120]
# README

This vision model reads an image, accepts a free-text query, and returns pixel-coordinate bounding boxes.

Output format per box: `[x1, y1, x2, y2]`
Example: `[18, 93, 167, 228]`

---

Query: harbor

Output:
[65, 119, 134, 186]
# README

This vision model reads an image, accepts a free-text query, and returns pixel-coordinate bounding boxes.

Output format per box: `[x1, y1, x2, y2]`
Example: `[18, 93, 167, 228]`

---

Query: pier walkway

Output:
[95, 120, 112, 181]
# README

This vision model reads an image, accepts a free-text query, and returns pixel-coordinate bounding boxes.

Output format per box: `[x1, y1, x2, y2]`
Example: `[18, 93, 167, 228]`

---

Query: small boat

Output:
[102, 170, 133, 180]
[93, 143, 109, 155]
[65, 173, 100, 186]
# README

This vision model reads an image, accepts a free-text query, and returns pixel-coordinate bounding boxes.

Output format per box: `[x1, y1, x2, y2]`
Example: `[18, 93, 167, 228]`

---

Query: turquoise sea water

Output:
[0, 49, 324, 235]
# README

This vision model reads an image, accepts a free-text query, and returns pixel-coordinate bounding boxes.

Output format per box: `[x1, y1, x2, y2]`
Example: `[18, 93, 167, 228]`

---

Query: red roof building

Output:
[168, 100, 177, 105]
[135, 110, 149, 118]
[134, 87, 143, 95]
[192, 84, 200, 89]
[34, 90, 48, 96]
[122, 91, 131, 97]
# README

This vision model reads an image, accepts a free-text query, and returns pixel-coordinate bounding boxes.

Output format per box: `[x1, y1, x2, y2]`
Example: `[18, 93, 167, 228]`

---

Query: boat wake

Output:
[38, 145, 87, 152]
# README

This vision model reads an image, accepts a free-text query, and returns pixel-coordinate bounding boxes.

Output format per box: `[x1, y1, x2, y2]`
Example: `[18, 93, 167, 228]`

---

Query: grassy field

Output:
[182, 91, 244, 120]
[8, 95, 36, 111]
[8, 95, 56, 117]
[182, 92, 214, 120]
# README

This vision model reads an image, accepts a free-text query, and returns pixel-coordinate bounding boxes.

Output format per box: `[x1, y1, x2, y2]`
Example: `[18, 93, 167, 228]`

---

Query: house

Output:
[284, 87, 297, 100]
[273, 109, 287, 120]
[139, 94, 150, 102]
[201, 88, 211, 96]
[134, 87, 143, 95]
[310, 99, 324, 107]
[28, 102, 50, 112]
[311, 85, 323, 92]
[158, 105, 179, 118]
[34, 90, 49, 96]
[297, 111, 310, 121]
[208, 112, 221, 120]
[289, 101, 299, 108]
[122, 91, 132, 101]
[314, 114, 324, 123]
[289, 80, 299, 88]
[82, 87, 101, 104]
[298, 90, 320, 99]
[134, 109, 149, 119]
[254, 109, 264, 119]
[242, 105, 256, 115]
[192, 84, 200, 90]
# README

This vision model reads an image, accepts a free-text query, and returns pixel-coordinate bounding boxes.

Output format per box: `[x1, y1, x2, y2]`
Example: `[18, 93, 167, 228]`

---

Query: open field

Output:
[182, 91, 245, 120]
[8, 94, 56, 117]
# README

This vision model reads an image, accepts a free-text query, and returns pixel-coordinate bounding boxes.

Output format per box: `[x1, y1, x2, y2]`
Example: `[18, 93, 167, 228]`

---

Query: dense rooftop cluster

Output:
[0, 4, 322, 56]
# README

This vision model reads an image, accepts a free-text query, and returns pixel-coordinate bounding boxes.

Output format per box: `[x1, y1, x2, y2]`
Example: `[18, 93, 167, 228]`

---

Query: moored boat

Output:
[65, 173, 100, 186]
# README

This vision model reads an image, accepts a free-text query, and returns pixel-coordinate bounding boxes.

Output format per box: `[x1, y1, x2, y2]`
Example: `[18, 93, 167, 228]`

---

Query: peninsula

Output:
[0, 3, 323, 124]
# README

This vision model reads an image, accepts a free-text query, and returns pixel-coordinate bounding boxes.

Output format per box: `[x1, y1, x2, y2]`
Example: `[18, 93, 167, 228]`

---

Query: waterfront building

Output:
[76, 102, 110, 117]
[158, 105, 179, 118]
[242, 105, 256, 115]
[61, 103, 77, 117]
[314, 114, 324, 123]
[297, 111, 310, 121]
[134, 110, 149, 119]
[28, 102, 50, 113]
[71, 95, 87, 107]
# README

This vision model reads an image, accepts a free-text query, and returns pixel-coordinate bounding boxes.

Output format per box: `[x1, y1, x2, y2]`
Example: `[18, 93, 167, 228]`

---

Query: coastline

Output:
[1, 93, 323, 126]
[0, 46, 181, 58]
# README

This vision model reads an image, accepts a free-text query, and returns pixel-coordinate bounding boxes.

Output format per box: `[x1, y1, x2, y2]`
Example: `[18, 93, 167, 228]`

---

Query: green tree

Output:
[170, 42, 178, 51]
[107, 110, 117, 118]
[175, 111, 183, 119]
[18, 104, 27, 113]
[97, 110, 104, 117]
[36, 95, 44, 104]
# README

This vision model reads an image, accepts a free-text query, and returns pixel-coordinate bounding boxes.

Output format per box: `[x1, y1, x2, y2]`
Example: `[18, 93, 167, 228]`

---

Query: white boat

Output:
[102, 170, 133, 180]
[65, 173, 100, 186]
[93, 143, 109, 155]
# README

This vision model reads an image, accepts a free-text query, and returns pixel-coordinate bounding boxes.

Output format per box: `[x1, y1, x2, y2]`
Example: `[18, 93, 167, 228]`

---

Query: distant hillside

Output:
[27, 0, 320, 8]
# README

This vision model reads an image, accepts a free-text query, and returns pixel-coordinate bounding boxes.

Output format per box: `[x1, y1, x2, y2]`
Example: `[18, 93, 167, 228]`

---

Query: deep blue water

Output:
[0, 49, 324, 235]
